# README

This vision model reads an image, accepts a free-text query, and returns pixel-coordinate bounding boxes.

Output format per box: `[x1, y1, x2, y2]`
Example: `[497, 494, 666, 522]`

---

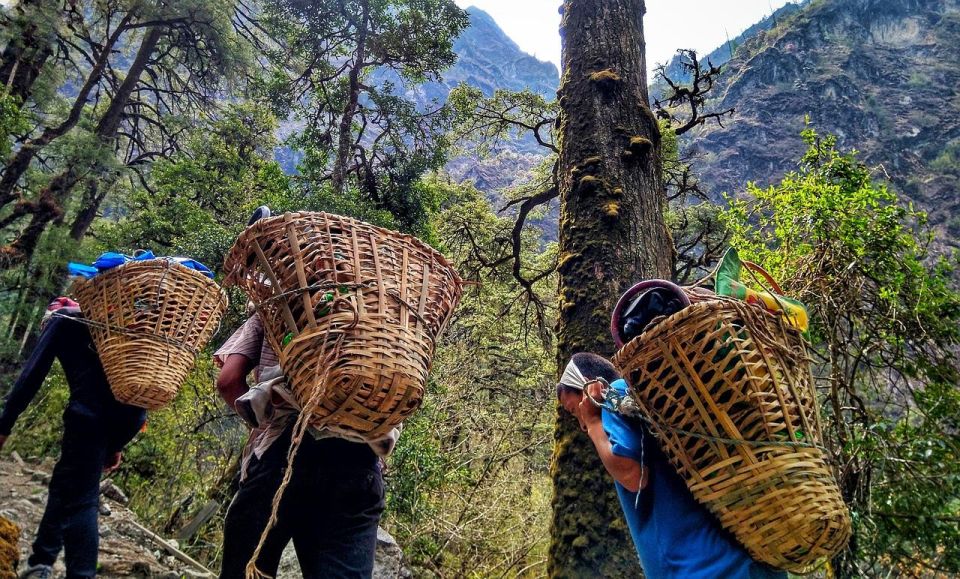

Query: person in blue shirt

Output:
[557, 352, 786, 579]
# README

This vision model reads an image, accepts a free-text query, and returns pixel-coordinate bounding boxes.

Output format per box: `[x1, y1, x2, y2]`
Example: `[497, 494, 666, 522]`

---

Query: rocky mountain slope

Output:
[446, 0, 960, 251]
[686, 0, 960, 246]
[655, 2, 805, 91]
[444, 7, 559, 99]
[423, 7, 559, 194]
[378, 6, 558, 107]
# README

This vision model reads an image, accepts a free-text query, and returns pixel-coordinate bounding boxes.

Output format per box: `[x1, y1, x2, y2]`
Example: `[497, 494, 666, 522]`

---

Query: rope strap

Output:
[585, 384, 827, 452]
[50, 312, 202, 355]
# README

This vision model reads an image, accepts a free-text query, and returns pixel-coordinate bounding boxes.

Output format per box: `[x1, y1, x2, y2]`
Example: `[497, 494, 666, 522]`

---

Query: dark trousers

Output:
[220, 428, 384, 579]
[29, 409, 144, 578]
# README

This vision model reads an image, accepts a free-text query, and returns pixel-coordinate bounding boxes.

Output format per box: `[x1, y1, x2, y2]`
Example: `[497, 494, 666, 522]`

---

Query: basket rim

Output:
[612, 297, 805, 365]
[222, 211, 463, 288]
[72, 258, 226, 296]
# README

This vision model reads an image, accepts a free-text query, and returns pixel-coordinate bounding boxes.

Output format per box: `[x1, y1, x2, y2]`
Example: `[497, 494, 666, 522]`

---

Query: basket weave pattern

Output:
[612, 296, 851, 572]
[73, 260, 228, 410]
[223, 212, 462, 439]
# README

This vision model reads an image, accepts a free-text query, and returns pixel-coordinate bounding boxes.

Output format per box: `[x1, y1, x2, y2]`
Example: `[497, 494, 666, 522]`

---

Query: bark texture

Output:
[549, 0, 673, 576]
[331, 1, 370, 193]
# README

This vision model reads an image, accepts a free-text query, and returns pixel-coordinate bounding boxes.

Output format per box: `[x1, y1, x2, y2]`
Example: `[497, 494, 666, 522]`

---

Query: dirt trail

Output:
[0, 456, 211, 578]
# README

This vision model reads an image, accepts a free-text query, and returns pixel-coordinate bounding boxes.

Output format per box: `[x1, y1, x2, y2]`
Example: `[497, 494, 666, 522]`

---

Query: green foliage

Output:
[0, 93, 29, 157]
[259, 0, 468, 235]
[448, 84, 558, 154]
[95, 103, 292, 270]
[930, 139, 960, 174]
[722, 128, 960, 575]
[3, 366, 70, 459]
[114, 357, 244, 560]
[383, 177, 556, 577]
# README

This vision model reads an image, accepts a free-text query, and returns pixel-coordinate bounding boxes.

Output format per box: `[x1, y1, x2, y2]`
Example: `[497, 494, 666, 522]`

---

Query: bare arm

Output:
[584, 419, 647, 493]
[216, 354, 255, 411]
[579, 382, 647, 493]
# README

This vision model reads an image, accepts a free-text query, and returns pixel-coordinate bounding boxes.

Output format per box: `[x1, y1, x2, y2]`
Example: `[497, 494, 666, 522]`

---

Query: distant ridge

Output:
[684, 0, 960, 246]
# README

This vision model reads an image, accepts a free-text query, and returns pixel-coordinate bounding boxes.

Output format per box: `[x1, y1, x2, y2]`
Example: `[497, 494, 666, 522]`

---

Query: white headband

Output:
[559, 358, 589, 391]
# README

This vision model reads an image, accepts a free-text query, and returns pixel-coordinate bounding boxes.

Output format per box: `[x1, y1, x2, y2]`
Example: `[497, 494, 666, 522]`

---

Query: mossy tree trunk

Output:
[549, 0, 672, 576]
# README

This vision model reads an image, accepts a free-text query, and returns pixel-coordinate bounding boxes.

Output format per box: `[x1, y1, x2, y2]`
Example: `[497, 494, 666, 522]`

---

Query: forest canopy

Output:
[1, 0, 958, 577]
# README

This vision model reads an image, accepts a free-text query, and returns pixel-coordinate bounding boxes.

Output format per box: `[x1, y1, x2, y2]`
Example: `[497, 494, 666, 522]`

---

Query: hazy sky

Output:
[454, 0, 797, 74]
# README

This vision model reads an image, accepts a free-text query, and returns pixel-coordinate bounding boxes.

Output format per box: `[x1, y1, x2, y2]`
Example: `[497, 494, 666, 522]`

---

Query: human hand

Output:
[577, 381, 604, 431]
[103, 451, 122, 474]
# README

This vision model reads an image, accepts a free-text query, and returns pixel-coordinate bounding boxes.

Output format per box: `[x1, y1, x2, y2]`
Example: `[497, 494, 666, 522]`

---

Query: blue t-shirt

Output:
[602, 379, 786, 579]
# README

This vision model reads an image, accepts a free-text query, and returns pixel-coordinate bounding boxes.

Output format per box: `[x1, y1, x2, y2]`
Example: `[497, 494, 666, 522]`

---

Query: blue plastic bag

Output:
[169, 257, 214, 278]
[69, 250, 213, 279]
[92, 252, 129, 271]
[67, 262, 100, 278]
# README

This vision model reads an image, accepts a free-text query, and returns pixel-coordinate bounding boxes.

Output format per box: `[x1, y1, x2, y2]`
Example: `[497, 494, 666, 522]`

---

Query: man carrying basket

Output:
[557, 352, 786, 579]
[0, 298, 146, 579]
[215, 310, 400, 578]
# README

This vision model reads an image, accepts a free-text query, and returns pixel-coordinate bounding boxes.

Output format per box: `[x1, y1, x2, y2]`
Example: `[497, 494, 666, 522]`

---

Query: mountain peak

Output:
[448, 6, 559, 98]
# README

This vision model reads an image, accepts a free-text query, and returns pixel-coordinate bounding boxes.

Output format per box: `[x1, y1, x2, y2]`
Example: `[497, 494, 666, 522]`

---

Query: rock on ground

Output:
[276, 527, 411, 579]
[3, 456, 410, 578]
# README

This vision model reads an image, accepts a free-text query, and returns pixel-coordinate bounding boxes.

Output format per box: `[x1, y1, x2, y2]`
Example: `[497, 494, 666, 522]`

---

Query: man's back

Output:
[0, 312, 140, 434]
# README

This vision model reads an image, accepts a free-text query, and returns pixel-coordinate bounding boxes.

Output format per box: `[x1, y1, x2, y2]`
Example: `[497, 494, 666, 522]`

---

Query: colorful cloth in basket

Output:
[714, 248, 809, 333]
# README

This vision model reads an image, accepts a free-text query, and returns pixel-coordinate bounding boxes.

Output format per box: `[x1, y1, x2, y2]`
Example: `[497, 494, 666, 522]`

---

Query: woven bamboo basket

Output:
[611, 292, 851, 572]
[72, 260, 228, 410]
[223, 212, 463, 440]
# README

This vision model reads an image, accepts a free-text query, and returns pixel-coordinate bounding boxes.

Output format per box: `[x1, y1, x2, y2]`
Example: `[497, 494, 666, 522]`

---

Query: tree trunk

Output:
[330, 1, 369, 193]
[0, 34, 52, 106]
[0, 26, 162, 269]
[549, 0, 672, 577]
[68, 178, 107, 241]
[0, 0, 52, 104]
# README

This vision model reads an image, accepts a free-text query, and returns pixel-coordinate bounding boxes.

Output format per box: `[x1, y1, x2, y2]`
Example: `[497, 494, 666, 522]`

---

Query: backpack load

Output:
[610, 251, 851, 572]
[223, 212, 463, 440]
[72, 259, 228, 410]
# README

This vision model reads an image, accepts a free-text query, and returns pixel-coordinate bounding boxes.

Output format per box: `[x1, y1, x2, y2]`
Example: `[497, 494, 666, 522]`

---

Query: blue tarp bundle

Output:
[68, 251, 214, 279]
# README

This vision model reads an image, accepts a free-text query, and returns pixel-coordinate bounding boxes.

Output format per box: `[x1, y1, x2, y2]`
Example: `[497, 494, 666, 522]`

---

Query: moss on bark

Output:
[549, 0, 673, 577]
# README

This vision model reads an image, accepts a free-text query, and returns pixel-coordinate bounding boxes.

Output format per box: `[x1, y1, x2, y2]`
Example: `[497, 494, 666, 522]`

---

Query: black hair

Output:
[556, 353, 621, 400]
[571, 352, 621, 383]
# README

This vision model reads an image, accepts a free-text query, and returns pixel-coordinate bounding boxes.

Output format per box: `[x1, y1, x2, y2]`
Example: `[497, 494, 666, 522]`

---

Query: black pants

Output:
[220, 428, 385, 579]
[29, 409, 145, 579]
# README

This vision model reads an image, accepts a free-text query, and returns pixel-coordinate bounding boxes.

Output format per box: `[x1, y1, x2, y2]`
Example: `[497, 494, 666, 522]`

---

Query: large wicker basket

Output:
[223, 212, 463, 440]
[73, 260, 228, 410]
[611, 292, 851, 572]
